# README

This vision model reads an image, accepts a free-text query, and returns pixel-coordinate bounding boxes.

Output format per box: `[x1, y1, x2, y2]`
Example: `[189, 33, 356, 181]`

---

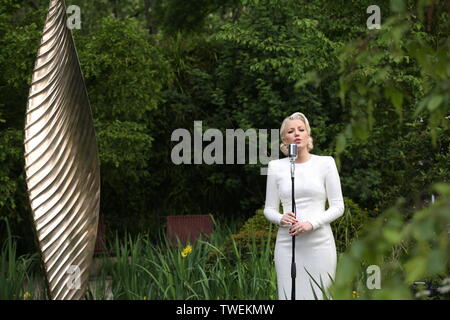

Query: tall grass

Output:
[91, 218, 278, 300]
[1, 216, 278, 300]
[0, 218, 45, 300]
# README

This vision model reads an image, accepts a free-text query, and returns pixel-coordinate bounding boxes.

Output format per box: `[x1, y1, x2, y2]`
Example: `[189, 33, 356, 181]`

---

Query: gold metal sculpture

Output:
[24, 0, 100, 300]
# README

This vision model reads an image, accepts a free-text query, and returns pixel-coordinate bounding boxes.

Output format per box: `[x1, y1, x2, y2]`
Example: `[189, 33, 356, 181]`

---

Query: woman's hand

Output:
[289, 221, 313, 236]
[280, 212, 298, 227]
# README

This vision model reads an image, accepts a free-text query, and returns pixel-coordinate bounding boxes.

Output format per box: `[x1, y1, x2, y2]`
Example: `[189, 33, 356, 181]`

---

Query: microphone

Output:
[288, 144, 298, 163]
[288, 144, 297, 178]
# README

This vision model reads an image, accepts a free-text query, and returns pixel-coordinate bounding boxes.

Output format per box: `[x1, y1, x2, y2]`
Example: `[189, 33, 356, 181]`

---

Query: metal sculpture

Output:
[24, 0, 100, 300]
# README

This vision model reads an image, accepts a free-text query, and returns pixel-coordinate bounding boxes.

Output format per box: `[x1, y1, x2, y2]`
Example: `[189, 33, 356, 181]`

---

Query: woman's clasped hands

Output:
[280, 212, 313, 236]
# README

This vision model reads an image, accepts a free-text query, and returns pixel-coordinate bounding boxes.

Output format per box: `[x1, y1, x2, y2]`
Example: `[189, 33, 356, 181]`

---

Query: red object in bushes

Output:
[166, 214, 214, 245]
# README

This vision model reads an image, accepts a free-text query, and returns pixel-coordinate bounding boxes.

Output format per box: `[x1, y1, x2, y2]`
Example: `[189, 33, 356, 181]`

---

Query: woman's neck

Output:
[295, 149, 311, 163]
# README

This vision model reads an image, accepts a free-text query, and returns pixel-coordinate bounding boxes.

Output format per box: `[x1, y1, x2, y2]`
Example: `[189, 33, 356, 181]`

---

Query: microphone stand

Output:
[289, 152, 297, 300]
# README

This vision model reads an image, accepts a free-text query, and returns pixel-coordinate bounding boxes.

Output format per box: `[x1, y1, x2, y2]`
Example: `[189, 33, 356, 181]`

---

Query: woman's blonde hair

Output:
[280, 112, 314, 156]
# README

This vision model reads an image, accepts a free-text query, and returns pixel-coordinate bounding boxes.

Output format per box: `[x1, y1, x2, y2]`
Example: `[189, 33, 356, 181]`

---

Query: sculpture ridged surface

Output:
[24, 0, 100, 300]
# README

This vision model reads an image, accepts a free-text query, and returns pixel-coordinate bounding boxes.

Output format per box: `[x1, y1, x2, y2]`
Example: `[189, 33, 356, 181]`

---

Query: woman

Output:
[264, 112, 344, 300]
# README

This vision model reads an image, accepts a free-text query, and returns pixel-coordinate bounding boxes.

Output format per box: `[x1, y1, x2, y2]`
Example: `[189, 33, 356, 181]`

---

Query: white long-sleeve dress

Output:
[263, 154, 344, 300]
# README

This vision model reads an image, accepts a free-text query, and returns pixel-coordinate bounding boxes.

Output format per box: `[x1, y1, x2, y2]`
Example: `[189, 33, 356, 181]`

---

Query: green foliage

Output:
[0, 1, 45, 251]
[72, 16, 171, 236]
[210, 0, 339, 125]
[218, 208, 277, 262]
[153, 0, 241, 35]
[330, 0, 449, 299]
[0, 129, 24, 222]
[336, 0, 449, 151]
[238, 208, 275, 234]
[331, 182, 449, 299]
[76, 16, 169, 121]
[332, 197, 372, 254]
[332, 0, 449, 211]
[338, 122, 449, 211]
[97, 120, 153, 183]
[90, 219, 276, 300]
[0, 218, 44, 300]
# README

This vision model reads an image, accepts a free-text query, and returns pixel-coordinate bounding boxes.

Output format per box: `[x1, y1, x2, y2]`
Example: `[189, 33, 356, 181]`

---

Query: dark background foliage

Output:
[0, 0, 448, 254]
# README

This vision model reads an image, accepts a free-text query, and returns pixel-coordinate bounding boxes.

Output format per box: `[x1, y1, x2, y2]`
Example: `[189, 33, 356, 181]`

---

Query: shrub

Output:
[332, 197, 372, 254]
[330, 183, 450, 300]
[218, 209, 277, 262]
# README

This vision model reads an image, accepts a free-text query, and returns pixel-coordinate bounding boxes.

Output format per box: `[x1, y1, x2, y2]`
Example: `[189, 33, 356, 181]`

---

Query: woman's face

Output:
[283, 119, 309, 149]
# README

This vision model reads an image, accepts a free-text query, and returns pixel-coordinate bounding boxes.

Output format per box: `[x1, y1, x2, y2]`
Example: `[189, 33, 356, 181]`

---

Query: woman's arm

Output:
[263, 161, 283, 225]
[308, 156, 345, 230]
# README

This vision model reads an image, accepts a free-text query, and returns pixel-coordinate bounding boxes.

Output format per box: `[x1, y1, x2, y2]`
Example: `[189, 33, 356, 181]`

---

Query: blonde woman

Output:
[263, 112, 344, 300]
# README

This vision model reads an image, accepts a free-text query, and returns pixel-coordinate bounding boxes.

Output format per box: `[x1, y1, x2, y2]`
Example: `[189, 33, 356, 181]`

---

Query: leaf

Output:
[414, 98, 428, 116]
[356, 82, 367, 95]
[427, 95, 443, 112]
[336, 133, 346, 155]
[385, 87, 403, 111]
[352, 118, 369, 141]
[391, 90, 403, 118]
[404, 257, 427, 284]
[305, 268, 326, 300]
[390, 0, 406, 13]
[383, 229, 402, 244]
[433, 183, 450, 197]
[427, 250, 446, 275]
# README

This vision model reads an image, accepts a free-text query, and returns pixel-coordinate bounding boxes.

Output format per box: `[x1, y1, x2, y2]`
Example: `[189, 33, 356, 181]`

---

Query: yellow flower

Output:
[23, 292, 31, 299]
[352, 290, 358, 299]
[181, 245, 193, 258]
[143, 296, 148, 300]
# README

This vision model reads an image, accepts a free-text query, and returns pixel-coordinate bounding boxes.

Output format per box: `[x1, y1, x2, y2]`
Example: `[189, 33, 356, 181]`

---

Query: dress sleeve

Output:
[309, 156, 345, 230]
[263, 161, 283, 226]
